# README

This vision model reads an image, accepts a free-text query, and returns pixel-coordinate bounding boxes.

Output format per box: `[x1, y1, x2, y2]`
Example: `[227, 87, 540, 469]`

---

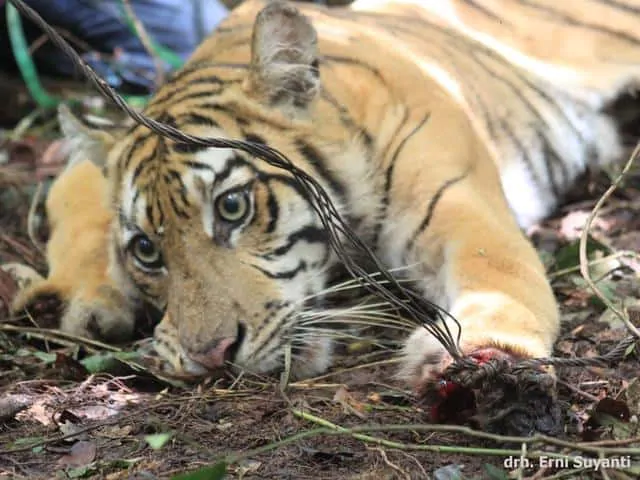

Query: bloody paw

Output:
[421, 347, 562, 436]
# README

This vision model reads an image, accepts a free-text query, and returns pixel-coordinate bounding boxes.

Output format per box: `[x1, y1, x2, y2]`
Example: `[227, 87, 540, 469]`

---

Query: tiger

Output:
[9, 0, 640, 432]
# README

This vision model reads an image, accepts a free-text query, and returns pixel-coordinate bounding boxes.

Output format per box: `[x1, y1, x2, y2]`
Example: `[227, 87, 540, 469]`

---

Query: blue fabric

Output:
[1, 0, 228, 91]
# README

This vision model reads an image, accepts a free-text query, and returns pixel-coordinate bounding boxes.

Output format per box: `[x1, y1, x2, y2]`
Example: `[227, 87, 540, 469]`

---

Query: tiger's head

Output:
[59, 2, 374, 380]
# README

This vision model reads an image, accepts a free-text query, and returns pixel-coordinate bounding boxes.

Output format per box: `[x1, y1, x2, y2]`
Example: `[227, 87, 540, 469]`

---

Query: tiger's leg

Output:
[397, 179, 559, 381]
[399, 179, 560, 434]
[378, 114, 560, 434]
[11, 160, 136, 341]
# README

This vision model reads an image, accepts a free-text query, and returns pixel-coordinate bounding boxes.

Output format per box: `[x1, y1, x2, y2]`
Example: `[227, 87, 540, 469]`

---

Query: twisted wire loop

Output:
[8, 0, 638, 383]
[444, 335, 639, 389]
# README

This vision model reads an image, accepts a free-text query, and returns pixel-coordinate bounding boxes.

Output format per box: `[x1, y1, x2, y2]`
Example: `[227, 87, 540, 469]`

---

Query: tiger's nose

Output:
[188, 337, 237, 370]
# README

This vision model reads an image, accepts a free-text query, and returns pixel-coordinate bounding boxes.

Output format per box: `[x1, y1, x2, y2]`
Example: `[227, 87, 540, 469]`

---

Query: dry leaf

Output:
[57, 440, 97, 467]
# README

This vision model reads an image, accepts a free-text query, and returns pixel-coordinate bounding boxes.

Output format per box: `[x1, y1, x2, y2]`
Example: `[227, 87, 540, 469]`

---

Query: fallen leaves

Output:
[0, 393, 31, 422]
[333, 385, 367, 419]
[144, 432, 173, 450]
[582, 397, 635, 442]
[57, 440, 97, 467]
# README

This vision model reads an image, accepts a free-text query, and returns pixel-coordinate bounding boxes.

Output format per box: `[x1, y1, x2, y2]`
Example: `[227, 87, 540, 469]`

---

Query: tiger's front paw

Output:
[400, 327, 562, 436]
[10, 277, 135, 343]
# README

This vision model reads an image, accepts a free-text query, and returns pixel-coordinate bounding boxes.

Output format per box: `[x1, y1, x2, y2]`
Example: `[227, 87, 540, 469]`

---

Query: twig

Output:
[548, 251, 638, 280]
[7, 107, 44, 142]
[26, 181, 45, 254]
[581, 436, 640, 447]
[120, 0, 165, 86]
[579, 142, 640, 340]
[224, 420, 562, 463]
[557, 379, 600, 402]
[291, 409, 640, 456]
[367, 446, 410, 480]
[0, 323, 122, 352]
[289, 358, 400, 386]
[28, 28, 93, 55]
[395, 450, 428, 478]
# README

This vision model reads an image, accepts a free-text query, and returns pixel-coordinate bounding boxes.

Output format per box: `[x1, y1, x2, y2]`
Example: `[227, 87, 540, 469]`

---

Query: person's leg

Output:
[5, 0, 228, 88]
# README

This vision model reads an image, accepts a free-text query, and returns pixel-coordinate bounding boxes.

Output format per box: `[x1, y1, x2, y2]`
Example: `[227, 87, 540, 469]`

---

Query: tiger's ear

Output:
[247, 2, 320, 109]
[58, 104, 117, 171]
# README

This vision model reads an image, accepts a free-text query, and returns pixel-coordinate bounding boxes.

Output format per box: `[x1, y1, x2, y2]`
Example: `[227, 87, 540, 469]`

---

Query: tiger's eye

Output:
[130, 235, 163, 269]
[216, 191, 249, 222]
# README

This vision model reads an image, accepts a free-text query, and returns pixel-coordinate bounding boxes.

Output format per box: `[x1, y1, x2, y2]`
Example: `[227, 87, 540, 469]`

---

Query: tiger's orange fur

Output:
[11, 0, 640, 412]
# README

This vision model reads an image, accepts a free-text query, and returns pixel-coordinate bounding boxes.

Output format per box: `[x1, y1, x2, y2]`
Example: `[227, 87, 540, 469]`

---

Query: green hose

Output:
[5, 2, 159, 110]
[119, 0, 183, 70]
[6, 2, 60, 109]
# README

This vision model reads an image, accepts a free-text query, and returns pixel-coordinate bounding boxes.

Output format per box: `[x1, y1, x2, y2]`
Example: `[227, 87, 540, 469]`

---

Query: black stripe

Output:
[168, 193, 190, 219]
[198, 102, 284, 130]
[516, 0, 640, 46]
[259, 172, 311, 201]
[167, 62, 249, 84]
[319, 88, 372, 143]
[145, 204, 156, 227]
[497, 118, 542, 187]
[461, 0, 512, 25]
[166, 64, 226, 84]
[131, 147, 156, 184]
[244, 132, 267, 145]
[415, 24, 586, 189]
[135, 280, 155, 298]
[469, 49, 587, 144]
[172, 175, 191, 212]
[324, 55, 389, 87]
[599, 0, 640, 15]
[172, 142, 211, 155]
[165, 169, 183, 182]
[154, 198, 165, 229]
[150, 74, 230, 105]
[249, 309, 295, 362]
[262, 226, 328, 259]
[296, 139, 347, 200]
[264, 182, 279, 234]
[156, 169, 190, 218]
[373, 113, 431, 248]
[214, 155, 252, 185]
[131, 190, 141, 214]
[181, 160, 215, 171]
[122, 131, 155, 171]
[539, 133, 564, 198]
[406, 171, 469, 253]
[465, 54, 574, 192]
[251, 261, 307, 280]
[383, 15, 587, 145]
[162, 88, 226, 106]
[370, 19, 504, 139]
[173, 113, 220, 129]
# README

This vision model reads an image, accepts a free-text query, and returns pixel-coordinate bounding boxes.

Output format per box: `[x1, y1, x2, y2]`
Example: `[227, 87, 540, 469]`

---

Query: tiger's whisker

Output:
[297, 319, 414, 331]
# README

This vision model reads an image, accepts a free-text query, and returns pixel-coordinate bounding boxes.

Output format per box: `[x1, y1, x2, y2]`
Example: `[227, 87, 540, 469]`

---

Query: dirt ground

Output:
[1, 96, 640, 480]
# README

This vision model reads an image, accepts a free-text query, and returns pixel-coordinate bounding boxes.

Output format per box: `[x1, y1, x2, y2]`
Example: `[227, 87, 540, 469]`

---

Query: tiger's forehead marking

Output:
[118, 137, 254, 240]
[181, 146, 237, 195]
